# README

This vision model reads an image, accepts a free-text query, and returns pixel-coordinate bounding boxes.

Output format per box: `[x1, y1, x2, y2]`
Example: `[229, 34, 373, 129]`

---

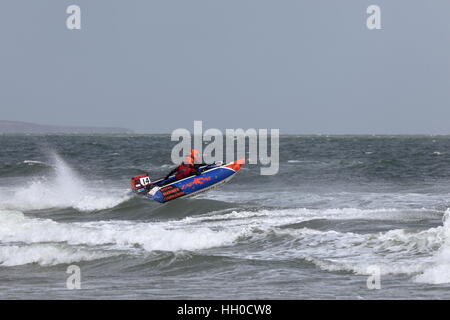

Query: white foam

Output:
[221, 224, 441, 277]
[182, 207, 445, 279]
[0, 244, 115, 267]
[0, 210, 246, 259]
[0, 198, 448, 277]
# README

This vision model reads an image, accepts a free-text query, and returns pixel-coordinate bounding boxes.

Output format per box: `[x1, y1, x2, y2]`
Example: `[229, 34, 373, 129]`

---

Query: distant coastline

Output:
[0, 120, 133, 134]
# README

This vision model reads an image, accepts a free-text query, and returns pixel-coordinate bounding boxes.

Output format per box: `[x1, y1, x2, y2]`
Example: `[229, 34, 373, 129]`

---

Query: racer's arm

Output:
[164, 167, 178, 180]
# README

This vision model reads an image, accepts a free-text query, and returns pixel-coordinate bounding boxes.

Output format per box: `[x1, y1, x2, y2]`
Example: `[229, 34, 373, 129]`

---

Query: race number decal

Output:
[140, 176, 151, 186]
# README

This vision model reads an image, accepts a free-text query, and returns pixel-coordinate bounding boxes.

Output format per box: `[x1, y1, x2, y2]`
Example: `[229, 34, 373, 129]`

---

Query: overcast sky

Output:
[0, 0, 449, 134]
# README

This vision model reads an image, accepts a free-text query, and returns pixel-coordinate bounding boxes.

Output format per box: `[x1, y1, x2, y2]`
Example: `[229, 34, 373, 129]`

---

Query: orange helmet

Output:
[184, 149, 200, 164]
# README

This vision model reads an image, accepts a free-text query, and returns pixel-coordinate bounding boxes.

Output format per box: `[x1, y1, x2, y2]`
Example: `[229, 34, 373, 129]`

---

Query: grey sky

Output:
[0, 0, 449, 134]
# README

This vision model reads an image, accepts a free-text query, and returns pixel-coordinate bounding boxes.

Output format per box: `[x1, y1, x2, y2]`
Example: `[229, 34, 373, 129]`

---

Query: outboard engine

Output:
[130, 174, 152, 194]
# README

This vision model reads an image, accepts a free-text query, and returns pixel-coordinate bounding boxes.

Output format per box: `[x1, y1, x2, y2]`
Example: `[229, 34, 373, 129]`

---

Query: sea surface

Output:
[1, 135, 450, 299]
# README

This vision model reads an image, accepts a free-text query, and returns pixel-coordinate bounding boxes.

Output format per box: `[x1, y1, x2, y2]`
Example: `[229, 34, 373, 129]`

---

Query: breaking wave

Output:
[0, 205, 448, 278]
[0, 210, 247, 266]
[0, 244, 116, 267]
[414, 209, 450, 284]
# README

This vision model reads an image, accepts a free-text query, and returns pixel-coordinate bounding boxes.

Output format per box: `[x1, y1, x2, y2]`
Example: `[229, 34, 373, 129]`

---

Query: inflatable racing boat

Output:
[130, 159, 244, 203]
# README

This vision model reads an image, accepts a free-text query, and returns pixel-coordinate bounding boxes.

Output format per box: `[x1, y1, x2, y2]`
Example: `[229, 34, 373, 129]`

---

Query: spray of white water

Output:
[0, 153, 131, 212]
[414, 209, 450, 284]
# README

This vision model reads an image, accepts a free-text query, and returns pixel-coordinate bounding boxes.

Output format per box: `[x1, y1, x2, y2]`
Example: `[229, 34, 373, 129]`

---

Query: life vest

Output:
[175, 163, 195, 180]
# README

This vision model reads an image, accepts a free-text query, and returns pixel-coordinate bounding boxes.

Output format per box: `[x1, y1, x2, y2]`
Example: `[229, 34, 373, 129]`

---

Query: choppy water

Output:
[1, 135, 450, 299]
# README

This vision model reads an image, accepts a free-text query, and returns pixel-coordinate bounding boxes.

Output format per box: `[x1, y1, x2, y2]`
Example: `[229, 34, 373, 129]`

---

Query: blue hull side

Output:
[148, 166, 237, 203]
